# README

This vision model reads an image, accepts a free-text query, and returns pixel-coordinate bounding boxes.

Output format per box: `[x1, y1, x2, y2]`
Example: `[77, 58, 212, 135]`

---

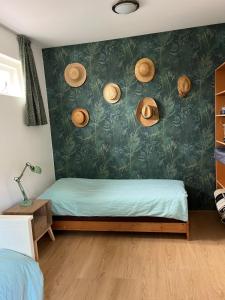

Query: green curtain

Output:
[17, 35, 47, 126]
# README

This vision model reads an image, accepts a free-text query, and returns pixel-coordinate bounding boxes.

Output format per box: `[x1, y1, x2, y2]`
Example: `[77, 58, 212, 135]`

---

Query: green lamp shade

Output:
[30, 165, 42, 174]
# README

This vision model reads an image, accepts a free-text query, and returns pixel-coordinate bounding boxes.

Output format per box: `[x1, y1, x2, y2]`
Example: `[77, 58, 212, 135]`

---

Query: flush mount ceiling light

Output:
[112, 0, 139, 14]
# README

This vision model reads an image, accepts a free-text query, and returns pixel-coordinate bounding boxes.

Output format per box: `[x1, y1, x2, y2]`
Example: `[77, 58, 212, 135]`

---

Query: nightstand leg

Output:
[48, 227, 55, 241]
[34, 241, 39, 261]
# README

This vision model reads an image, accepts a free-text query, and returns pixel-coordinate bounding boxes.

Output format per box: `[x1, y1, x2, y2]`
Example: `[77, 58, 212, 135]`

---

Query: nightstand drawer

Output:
[32, 204, 51, 240]
[33, 215, 48, 240]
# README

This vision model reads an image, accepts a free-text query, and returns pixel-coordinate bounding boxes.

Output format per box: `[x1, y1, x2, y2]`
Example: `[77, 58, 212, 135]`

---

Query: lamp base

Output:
[20, 199, 33, 207]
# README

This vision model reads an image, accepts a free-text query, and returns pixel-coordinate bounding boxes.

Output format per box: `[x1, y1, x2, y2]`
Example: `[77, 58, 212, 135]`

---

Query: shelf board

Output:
[216, 62, 225, 72]
[216, 114, 225, 117]
[217, 180, 225, 189]
[216, 90, 225, 96]
[216, 140, 225, 146]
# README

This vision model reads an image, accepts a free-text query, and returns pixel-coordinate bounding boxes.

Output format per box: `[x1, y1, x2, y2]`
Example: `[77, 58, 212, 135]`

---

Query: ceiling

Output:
[0, 0, 225, 48]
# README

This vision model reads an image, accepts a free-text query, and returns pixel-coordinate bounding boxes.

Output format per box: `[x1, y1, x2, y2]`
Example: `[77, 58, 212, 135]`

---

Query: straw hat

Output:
[64, 63, 87, 87]
[177, 75, 191, 97]
[103, 83, 121, 103]
[135, 58, 155, 83]
[71, 108, 89, 128]
[136, 97, 159, 127]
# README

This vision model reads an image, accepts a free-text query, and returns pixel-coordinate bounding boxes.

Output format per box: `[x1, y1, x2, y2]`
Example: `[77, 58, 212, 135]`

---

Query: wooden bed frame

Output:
[52, 216, 190, 239]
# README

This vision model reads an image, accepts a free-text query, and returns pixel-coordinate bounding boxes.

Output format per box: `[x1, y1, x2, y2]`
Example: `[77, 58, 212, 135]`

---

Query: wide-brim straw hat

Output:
[136, 97, 159, 127]
[71, 108, 89, 128]
[135, 58, 155, 83]
[64, 63, 87, 87]
[103, 83, 121, 103]
[177, 75, 191, 97]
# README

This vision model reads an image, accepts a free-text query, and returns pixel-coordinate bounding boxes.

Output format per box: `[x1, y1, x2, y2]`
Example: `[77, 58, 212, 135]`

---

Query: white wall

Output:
[0, 25, 55, 212]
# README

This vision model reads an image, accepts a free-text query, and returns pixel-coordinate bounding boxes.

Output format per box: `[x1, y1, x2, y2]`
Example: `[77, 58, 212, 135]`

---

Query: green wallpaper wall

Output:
[43, 23, 225, 210]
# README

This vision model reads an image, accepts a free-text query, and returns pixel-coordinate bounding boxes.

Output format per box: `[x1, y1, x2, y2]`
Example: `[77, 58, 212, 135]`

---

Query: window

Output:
[0, 53, 23, 97]
[0, 68, 10, 94]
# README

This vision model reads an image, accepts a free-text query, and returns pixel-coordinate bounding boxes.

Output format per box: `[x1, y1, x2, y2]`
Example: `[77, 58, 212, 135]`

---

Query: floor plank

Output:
[39, 211, 225, 300]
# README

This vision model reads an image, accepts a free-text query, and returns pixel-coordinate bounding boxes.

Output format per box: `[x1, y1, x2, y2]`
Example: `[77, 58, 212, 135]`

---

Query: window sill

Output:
[0, 92, 23, 99]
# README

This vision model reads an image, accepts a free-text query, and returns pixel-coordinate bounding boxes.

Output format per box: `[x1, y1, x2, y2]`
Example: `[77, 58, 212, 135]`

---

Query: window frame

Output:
[0, 53, 23, 98]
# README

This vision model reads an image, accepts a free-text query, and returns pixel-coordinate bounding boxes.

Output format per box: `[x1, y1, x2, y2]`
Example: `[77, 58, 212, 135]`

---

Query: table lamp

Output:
[14, 162, 42, 207]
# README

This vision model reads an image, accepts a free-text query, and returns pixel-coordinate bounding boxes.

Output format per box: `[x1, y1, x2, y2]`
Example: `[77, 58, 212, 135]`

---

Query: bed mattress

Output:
[0, 249, 43, 300]
[40, 178, 188, 222]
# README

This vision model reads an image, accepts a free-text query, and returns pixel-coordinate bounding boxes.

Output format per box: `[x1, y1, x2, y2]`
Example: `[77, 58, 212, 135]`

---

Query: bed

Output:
[0, 249, 43, 300]
[0, 216, 44, 300]
[40, 178, 189, 238]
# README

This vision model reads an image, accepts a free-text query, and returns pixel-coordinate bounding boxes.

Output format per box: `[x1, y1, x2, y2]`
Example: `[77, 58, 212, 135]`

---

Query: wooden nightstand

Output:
[3, 199, 55, 260]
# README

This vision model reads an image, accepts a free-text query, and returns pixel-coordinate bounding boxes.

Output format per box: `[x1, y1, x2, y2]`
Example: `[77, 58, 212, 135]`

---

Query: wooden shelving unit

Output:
[215, 62, 225, 189]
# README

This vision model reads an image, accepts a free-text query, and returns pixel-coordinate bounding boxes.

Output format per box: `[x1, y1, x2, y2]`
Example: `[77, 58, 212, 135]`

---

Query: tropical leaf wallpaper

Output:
[43, 23, 225, 210]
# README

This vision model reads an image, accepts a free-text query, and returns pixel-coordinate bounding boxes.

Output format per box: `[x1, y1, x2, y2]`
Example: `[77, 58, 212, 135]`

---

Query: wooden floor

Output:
[39, 211, 225, 300]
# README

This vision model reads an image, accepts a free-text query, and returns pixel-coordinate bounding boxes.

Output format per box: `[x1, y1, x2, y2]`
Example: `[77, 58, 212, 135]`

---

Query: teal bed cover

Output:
[40, 178, 188, 222]
[0, 249, 43, 300]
